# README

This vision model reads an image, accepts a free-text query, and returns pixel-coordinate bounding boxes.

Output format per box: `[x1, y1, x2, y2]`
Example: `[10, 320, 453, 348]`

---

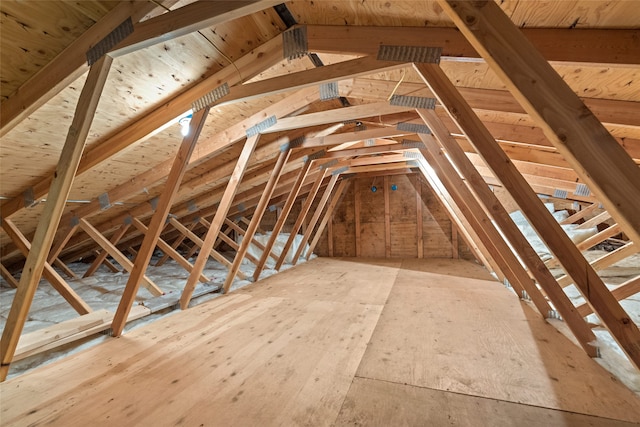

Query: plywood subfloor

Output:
[1, 258, 639, 426]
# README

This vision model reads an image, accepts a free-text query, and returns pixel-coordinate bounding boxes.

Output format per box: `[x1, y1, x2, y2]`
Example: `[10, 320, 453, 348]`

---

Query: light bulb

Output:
[178, 113, 193, 137]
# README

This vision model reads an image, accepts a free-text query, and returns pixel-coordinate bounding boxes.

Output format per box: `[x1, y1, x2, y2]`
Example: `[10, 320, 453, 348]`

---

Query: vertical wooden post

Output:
[451, 225, 459, 259]
[415, 175, 424, 259]
[354, 180, 362, 257]
[0, 55, 112, 381]
[328, 215, 334, 257]
[112, 107, 209, 336]
[222, 150, 291, 293]
[274, 169, 328, 271]
[253, 161, 313, 281]
[181, 134, 260, 308]
[384, 175, 391, 258]
[438, 0, 640, 245]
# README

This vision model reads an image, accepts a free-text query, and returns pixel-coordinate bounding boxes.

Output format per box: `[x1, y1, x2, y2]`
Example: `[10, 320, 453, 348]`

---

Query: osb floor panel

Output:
[1, 258, 639, 426]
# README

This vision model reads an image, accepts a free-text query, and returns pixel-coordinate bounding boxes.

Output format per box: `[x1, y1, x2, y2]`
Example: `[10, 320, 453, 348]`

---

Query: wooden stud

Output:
[328, 215, 334, 257]
[125, 247, 138, 258]
[438, 0, 640, 245]
[306, 179, 351, 260]
[384, 176, 391, 258]
[414, 61, 640, 368]
[223, 149, 291, 293]
[274, 169, 328, 271]
[224, 219, 279, 264]
[0, 55, 111, 381]
[292, 174, 340, 265]
[181, 134, 261, 308]
[78, 218, 163, 297]
[47, 223, 79, 265]
[415, 175, 424, 259]
[112, 108, 209, 336]
[198, 218, 260, 266]
[102, 257, 121, 274]
[451, 225, 459, 260]
[83, 223, 131, 278]
[354, 180, 362, 257]
[253, 161, 313, 281]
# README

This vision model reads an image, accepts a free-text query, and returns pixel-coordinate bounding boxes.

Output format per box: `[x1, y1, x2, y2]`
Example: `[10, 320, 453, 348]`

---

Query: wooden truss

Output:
[1, 0, 639, 382]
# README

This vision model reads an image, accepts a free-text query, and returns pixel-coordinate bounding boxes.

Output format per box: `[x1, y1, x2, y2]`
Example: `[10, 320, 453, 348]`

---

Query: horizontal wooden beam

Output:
[306, 25, 640, 65]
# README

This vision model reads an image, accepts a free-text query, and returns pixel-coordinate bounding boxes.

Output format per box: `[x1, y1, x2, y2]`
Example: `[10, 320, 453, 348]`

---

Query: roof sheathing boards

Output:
[0, 0, 119, 99]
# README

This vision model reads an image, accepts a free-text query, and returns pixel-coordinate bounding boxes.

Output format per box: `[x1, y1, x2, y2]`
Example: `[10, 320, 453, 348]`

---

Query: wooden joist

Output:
[305, 179, 351, 260]
[556, 242, 638, 288]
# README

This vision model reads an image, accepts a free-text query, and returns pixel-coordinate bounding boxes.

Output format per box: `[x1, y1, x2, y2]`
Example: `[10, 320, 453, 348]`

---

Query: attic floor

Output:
[1, 258, 639, 426]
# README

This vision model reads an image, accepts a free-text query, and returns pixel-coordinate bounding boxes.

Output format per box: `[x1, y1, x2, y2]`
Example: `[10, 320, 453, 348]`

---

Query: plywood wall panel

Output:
[391, 222, 419, 258]
[360, 222, 386, 258]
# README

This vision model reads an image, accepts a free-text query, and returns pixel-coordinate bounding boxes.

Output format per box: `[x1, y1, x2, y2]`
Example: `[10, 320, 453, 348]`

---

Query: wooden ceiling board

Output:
[507, 0, 640, 29]
[0, 0, 117, 99]
[286, 0, 453, 27]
